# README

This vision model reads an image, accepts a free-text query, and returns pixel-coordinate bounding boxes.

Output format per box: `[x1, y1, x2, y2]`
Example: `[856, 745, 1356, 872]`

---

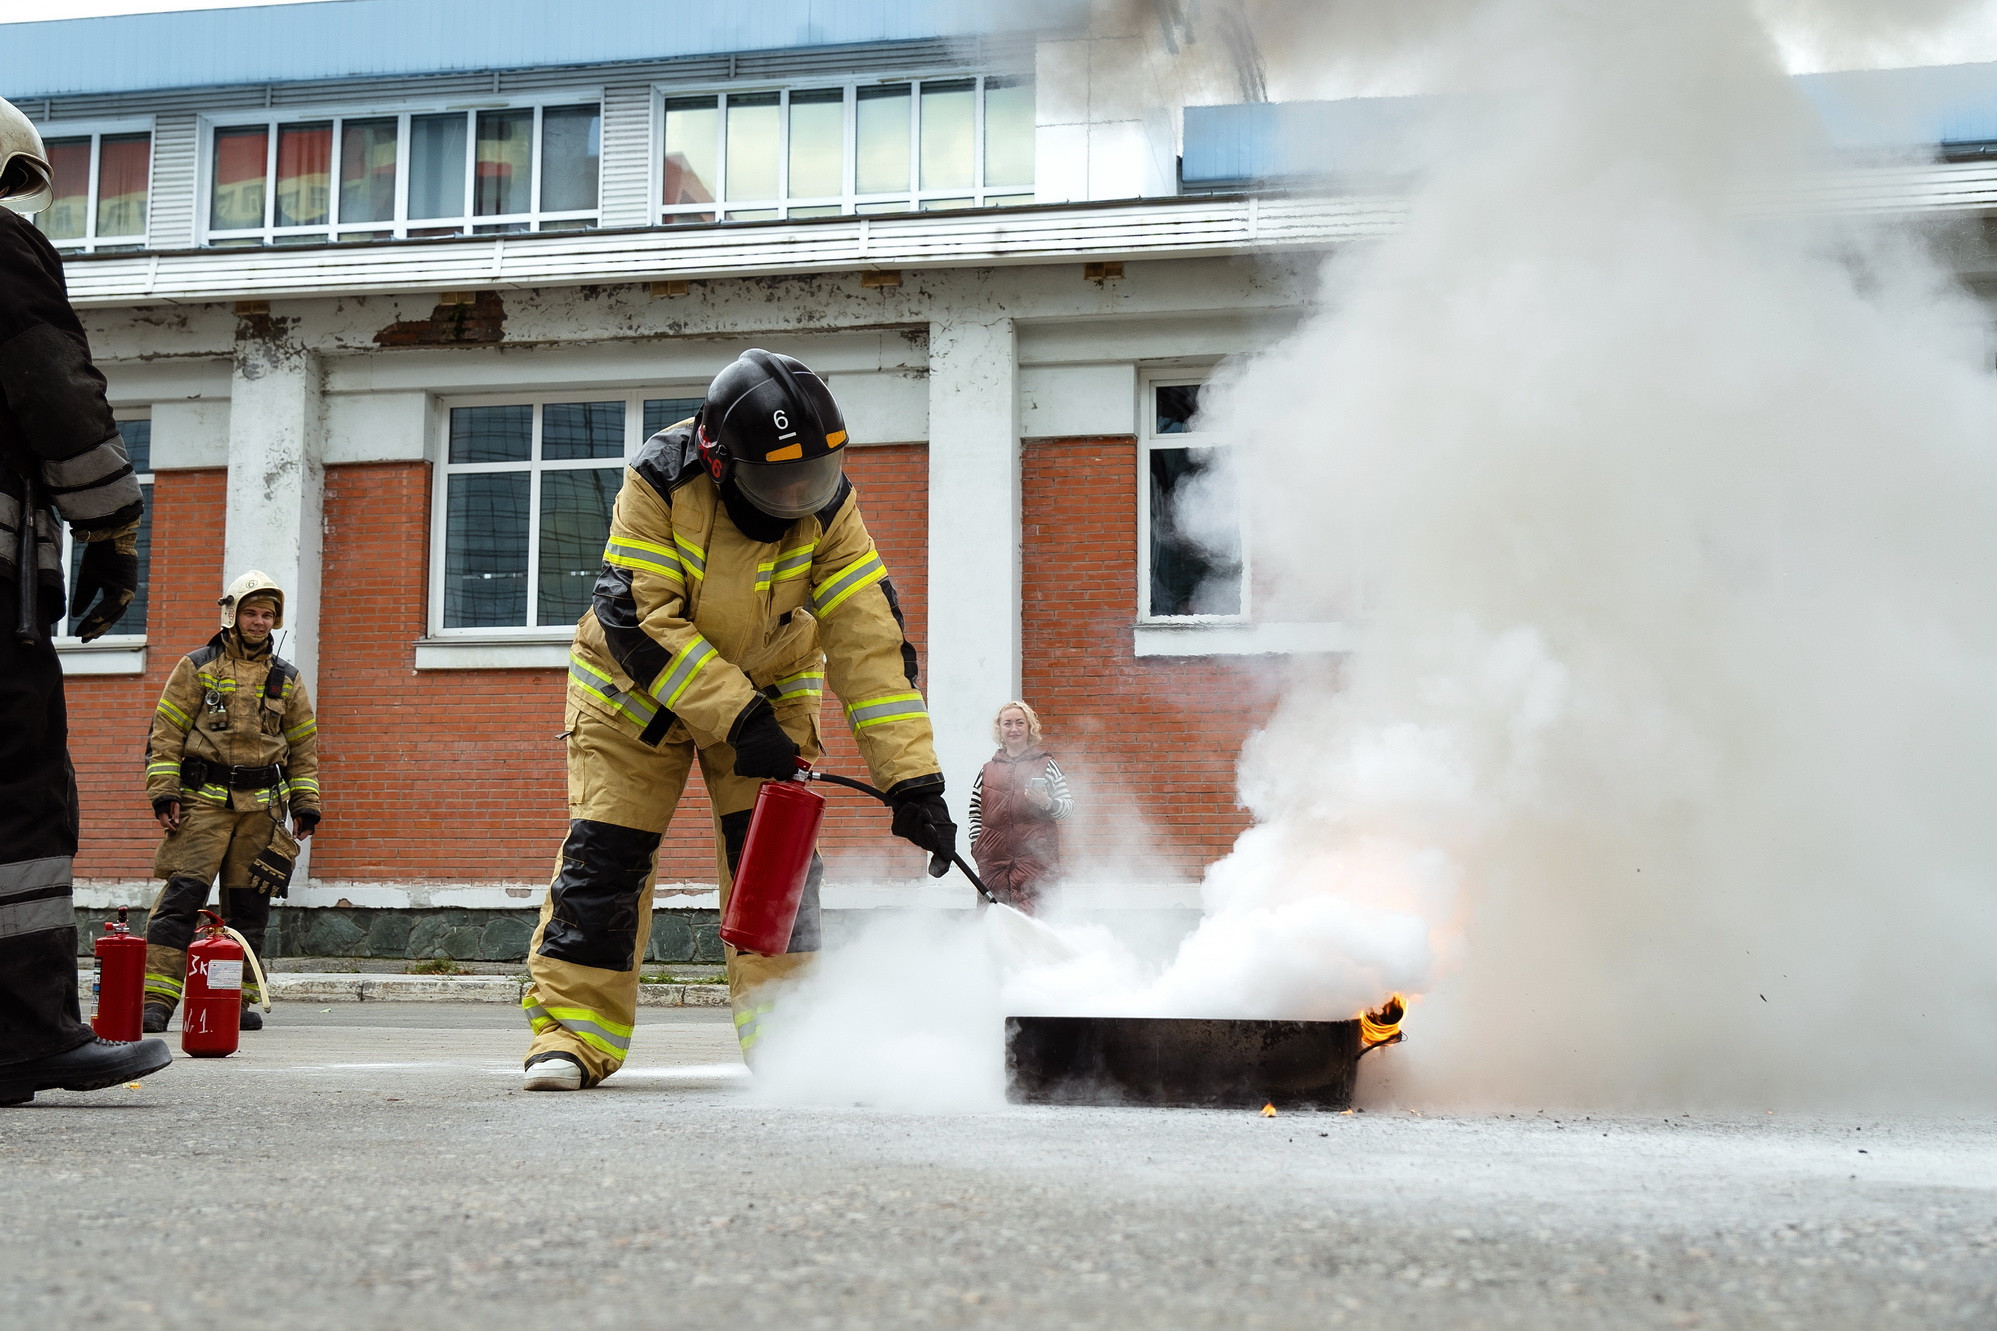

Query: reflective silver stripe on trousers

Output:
[0, 895, 71, 940]
[0, 856, 72, 897]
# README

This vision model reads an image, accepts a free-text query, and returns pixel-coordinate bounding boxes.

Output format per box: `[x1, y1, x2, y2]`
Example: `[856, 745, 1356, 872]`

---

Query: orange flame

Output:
[1261, 1102, 1278, 1117]
[1359, 993, 1407, 1049]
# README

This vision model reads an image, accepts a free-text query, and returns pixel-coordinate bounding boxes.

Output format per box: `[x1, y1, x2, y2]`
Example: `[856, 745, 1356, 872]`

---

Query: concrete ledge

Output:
[81, 971, 733, 1007]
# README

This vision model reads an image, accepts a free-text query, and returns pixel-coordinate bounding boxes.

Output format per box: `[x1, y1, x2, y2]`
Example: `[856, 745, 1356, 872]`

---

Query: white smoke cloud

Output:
[755, 0, 1997, 1113]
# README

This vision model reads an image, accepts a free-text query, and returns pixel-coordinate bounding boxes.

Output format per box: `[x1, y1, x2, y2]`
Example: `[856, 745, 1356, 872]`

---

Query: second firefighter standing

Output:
[140, 572, 320, 1033]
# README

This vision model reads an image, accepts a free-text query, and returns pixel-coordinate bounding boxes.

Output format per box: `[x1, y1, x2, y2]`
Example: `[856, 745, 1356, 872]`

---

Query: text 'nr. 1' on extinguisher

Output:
[92, 906, 147, 1042]
[181, 909, 271, 1058]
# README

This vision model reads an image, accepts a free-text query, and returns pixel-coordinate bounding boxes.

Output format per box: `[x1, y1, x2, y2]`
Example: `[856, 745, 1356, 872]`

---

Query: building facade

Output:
[8, 1, 1996, 954]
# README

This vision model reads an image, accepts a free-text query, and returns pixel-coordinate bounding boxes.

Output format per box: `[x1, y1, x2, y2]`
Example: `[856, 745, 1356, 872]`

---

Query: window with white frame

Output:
[432, 394, 702, 635]
[204, 98, 601, 246]
[32, 125, 152, 252]
[660, 74, 1033, 223]
[58, 415, 153, 642]
[1140, 378, 1245, 620]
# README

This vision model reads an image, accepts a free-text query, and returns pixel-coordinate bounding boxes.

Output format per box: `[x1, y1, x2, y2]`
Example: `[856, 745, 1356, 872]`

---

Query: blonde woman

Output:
[967, 701, 1073, 913]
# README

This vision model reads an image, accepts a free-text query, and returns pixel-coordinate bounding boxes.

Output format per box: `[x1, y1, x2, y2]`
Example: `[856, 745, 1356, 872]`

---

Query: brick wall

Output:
[1021, 436, 1282, 880]
[309, 446, 932, 886]
[71, 469, 228, 879]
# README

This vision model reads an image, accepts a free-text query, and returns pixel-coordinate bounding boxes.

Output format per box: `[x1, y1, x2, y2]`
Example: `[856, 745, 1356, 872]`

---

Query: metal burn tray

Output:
[1004, 1010, 1403, 1111]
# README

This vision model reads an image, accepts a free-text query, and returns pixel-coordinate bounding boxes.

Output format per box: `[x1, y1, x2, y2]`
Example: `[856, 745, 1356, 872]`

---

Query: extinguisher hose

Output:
[222, 925, 273, 1013]
[804, 770, 1000, 906]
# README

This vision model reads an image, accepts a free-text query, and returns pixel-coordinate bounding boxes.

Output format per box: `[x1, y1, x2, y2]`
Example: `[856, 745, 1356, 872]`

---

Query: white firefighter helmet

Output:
[219, 570, 286, 630]
[0, 98, 53, 216]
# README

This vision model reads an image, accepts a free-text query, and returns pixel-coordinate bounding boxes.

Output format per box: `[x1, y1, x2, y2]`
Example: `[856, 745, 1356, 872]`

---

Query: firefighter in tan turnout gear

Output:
[140, 572, 321, 1032]
[522, 350, 956, 1091]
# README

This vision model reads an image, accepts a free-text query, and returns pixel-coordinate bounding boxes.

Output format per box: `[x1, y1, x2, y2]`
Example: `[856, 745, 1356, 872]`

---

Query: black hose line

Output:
[805, 770, 999, 906]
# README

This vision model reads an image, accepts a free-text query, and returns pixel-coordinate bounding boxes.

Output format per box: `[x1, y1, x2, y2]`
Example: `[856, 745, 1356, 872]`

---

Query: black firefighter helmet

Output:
[696, 349, 848, 520]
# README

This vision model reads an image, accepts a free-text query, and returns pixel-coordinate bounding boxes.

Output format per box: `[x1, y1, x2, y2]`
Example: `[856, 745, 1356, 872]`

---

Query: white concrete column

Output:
[223, 327, 324, 692]
[925, 316, 1021, 806]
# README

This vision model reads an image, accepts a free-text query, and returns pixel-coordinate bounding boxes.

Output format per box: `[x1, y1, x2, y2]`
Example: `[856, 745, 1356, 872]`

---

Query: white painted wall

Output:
[1019, 362, 1136, 437]
[222, 340, 325, 691]
[824, 368, 928, 444]
[323, 389, 429, 465]
[149, 399, 232, 470]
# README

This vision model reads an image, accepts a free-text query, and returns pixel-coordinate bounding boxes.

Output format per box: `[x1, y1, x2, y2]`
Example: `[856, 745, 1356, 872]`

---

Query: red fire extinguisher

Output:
[720, 763, 998, 956]
[720, 763, 825, 956]
[182, 909, 265, 1058]
[91, 906, 147, 1042]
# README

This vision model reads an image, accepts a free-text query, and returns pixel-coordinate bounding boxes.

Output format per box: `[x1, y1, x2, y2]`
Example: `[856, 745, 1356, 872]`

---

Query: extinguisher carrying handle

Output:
[198, 909, 273, 1013]
[804, 770, 999, 907]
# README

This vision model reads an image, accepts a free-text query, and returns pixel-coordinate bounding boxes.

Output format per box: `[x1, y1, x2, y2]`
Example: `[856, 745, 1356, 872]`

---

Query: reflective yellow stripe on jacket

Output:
[154, 697, 192, 732]
[603, 534, 684, 584]
[755, 542, 817, 593]
[812, 551, 886, 616]
[844, 691, 928, 731]
[652, 636, 717, 708]
[672, 533, 707, 581]
[768, 669, 824, 701]
[568, 654, 661, 730]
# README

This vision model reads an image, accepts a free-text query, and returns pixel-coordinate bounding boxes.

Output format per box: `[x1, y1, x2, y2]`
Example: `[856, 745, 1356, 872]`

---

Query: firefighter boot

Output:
[523, 1051, 585, 1091]
[141, 942, 187, 1031]
[0, 1037, 175, 1106]
[239, 1006, 263, 1031]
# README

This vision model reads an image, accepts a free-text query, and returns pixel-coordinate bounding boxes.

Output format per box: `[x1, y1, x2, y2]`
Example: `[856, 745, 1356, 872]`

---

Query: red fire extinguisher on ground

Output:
[182, 909, 269, 1058]
[92, 907, 146, 1041]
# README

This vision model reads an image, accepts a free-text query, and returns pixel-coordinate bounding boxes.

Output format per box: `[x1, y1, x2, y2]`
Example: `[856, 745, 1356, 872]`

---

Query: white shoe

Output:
[523, 1054, 584, 1091]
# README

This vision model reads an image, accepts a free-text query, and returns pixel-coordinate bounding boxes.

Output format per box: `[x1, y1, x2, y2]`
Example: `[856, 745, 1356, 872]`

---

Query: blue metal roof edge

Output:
[1183, 62, 1997, 186]
[0, 0, 1039, 101]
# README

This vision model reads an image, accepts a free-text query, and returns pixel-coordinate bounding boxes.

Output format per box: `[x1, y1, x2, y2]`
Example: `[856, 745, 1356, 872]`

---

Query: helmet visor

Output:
[732, 452, 844, 520]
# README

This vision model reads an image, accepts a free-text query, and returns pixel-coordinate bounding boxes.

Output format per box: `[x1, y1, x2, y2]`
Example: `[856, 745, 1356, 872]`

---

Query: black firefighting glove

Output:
[69, 527, 139, 643]
[728, 697, 800, 779]
[152, 797, 181, 832]
[889, 781, 957, 878]
[292, 809, 320, 839]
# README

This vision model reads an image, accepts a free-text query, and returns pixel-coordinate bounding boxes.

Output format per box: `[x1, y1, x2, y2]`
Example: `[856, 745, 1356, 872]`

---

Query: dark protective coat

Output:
[0, 207, 142, 1066]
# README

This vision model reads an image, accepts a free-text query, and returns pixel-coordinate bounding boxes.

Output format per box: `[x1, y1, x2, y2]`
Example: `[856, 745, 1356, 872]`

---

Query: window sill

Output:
[1132, 621, 1355, 658]
[413, 637, 569, 671]
[56, 640, 147, 676]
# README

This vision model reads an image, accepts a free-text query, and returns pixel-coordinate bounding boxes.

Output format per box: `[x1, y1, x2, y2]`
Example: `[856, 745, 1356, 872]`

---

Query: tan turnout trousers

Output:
[522, 697, 822, 1083]
[142, 799, 289, 1012]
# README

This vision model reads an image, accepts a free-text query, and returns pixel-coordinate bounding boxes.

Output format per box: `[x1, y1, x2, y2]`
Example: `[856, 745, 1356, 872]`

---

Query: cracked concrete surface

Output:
[2, 1004, 1991, 1329]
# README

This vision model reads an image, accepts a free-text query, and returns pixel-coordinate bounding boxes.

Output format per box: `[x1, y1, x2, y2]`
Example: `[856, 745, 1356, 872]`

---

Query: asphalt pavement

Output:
[3, 1004, 1992, 1329]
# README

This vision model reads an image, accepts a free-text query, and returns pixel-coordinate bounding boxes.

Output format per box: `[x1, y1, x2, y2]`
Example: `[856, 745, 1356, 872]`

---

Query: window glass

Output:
[920, 80, 975, 192]
[339, 118, 398, 225]
[984, 78, 1035, 190]
[95, 134, 150, 237]
[541, 401, 624, 460]
[538, 469, 619, 626]
[409, 112, 467, 220]
[725, 93, 780, 201]
[210, 125, 269, 230]
[448, 404, 532, 464]
[540, 104, 601, 213]
[475, 108, 534, 217]
[787, 88, 844, 200]
[856, 85, 910, 194]
[39, 138, 90, 241]
[663, 96, 719, 209]
[444, 473, 529, 628]
[1149, 446, 1241, 616]
[274, 121, 332, 228]
[1155, 384, 1202, 433]
[643, 397, 702, 437]
[65, 420, 151, 638]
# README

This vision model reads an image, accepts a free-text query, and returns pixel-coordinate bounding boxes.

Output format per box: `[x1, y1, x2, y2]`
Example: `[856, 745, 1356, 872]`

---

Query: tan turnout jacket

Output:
[146, 630, 321, 813]
[569, 421, 939, 794]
